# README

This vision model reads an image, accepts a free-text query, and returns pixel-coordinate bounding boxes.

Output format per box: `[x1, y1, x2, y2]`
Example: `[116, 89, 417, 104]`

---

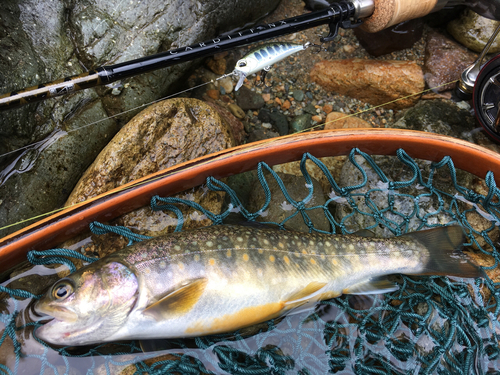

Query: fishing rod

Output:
[0, 0, 473, 111]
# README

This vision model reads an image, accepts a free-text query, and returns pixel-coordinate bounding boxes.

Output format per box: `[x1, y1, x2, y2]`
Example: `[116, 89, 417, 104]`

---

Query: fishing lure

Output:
[233, 42, 320, 91]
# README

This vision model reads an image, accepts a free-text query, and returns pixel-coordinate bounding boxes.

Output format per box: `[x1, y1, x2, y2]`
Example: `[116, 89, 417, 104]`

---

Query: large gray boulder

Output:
[0, 0, 280, 237]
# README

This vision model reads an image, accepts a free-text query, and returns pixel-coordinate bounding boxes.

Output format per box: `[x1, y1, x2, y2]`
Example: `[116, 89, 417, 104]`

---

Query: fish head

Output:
[34, 261, 139, 346]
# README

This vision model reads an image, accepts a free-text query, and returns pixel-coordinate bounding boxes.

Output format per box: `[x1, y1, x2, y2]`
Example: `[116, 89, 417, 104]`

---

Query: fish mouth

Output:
[34, 302, 78, 323]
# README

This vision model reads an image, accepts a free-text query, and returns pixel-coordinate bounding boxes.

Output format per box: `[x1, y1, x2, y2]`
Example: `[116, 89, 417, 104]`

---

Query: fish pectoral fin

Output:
[343, 279, 399, 295]
[235, 73, 247, 91]
[352, 229, 376, 237]
[284, 281, 328, 306]
[143, 278, 208, 321]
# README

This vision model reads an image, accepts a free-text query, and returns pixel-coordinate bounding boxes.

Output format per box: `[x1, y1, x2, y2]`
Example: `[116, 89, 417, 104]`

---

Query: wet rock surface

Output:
[424, 30, 478, 92]
[0, 0, 279, 235]
[447, 9, 500, 53]
[324, 112, 373, 129]
[310, 59, 425, 110]
[63, 98, 236, 257]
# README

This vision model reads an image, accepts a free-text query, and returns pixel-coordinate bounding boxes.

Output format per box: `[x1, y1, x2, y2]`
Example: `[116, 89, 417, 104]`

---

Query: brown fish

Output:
[34, 224, 482, 346]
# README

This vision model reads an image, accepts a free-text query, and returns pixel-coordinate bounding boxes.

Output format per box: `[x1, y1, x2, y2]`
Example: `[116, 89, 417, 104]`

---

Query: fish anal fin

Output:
[343, 279, 398, 295]
[284, 281, 327, 306]
[352, 229, 376, 237]
[144, 278, 208, 321]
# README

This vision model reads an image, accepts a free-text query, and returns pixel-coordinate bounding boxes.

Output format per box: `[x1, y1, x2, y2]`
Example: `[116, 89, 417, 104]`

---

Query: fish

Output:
[233, 43, 308, 91]
[34, 224, 483, 346]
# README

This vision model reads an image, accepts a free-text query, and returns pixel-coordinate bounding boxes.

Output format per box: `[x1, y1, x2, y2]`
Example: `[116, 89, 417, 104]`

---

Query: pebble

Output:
[218, 76, 234, 94]
[293, 89, 304, 101]
[227, 103, 246, 119]
[235, 86, 265, 110]
[312, 115, 323, 123]
[290, 113, 312, 133]
[324, 112, 372, 129]
[323, 104, 333, 114]
[282, 100, 291, 110]
[207, 89, 220, 100]
[262, 93, 271, 102]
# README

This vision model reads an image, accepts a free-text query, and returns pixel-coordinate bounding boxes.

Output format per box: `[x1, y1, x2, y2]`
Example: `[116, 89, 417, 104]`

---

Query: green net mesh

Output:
[1, 148, 499, 374]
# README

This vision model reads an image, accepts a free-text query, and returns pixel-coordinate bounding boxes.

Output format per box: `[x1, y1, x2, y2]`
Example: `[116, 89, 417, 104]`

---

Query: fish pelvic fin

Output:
[343, 279, 399, 295]
[143, 278, 208, 321]
[404, 225, 485, 278]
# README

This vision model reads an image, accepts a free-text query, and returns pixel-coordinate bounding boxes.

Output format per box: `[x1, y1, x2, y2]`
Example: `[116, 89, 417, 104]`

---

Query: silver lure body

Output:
[233, 42, 306, 90]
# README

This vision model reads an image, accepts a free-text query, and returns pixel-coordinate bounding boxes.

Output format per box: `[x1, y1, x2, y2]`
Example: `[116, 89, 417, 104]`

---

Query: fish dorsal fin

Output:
[144, 278, 208, 321]
[352, 229, 376, 237]
[343, 279, 398, 295]
[284, 281, 327, 306]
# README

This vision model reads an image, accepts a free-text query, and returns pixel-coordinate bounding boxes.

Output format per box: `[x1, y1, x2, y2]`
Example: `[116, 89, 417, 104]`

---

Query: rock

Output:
[293, 90, 305, 101]
[228, 103, 246, 119]
[355, 19, 424, 57]
[323, 104, 333, 114]
[206, 101, 245, 145]
[258, 108, 289, 136]
[63, 98, 236, 257]
[0, 0, 280, 236]
[282, 99, 291, 110]
[247, 128, 280, 143]
[272, 157, 347, 196]
[303, 104, 317, 115]
[448, 9, 500, 53]
[290, 114, 312, 133]
[310, 59, 424, 110]
[247, 172, 330, 232]
[424, 30, 478, 92]
[235, 86, 265, 110]
[324, 112, 372, 129]
[392, 100, 475, 138]
[206, 89, 220, 100]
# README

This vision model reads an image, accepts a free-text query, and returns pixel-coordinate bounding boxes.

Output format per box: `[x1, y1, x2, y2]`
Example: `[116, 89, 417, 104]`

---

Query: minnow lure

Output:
[233, 42, 318, 91]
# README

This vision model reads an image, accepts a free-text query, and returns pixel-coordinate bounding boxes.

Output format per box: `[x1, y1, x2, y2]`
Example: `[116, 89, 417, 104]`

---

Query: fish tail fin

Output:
[404, 225, 485, 278]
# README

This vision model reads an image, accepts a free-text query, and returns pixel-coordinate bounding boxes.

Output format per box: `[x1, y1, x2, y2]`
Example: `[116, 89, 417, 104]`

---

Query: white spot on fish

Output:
[159, 261, 167, 269]
[237, 237, 243, 242]
[206, 241, 213, 247]
[174, 245, 181, 251]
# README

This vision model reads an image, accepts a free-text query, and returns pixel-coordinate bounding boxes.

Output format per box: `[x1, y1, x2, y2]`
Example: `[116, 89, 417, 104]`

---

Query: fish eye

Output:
[238, 60, 247, 67]
[52, 281, 74, 300]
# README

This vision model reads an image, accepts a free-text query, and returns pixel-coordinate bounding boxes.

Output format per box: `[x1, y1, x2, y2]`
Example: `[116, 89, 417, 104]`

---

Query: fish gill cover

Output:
[0, 149, 499, 374]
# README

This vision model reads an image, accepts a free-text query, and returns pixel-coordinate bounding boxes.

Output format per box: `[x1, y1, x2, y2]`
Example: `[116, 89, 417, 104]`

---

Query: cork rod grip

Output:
[360, 0, 439, 33]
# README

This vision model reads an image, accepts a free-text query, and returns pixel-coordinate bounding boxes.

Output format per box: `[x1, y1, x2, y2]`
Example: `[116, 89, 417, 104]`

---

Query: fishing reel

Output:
[457, 24, 500, 142]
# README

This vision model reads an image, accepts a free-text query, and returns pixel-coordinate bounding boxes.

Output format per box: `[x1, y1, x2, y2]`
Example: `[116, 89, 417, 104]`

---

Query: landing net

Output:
[0, 149, 499, 374]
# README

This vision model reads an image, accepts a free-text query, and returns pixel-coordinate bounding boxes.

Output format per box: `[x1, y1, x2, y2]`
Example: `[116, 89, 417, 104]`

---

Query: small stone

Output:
[343, 45, 356, 53]
[293, 90, 304, 101]
[312, 115, 323, 123]
[324, 112, 372, 129]
[323, 104, 333, 114]
[262, 93, 271, 102]
[290, 114, 312, 133]
[275, 97, 282, 105]
[219, 86, 226, 95]
[262, 122, 272, 129]
[269, 111, 289, 136]
[207, 89, 220, 100]
[218, 76, 234, 94]
[304, 104, 317, 115]
[228, 103, 246, 119]
[310, 59, 424, 110]
[206, 57, 227, 75]
[282, 100, 291, 110]
[235, 86, 265, 110]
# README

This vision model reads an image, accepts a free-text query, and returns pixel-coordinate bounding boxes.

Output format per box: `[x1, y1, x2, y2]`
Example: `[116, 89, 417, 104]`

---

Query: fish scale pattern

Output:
[0, 148, 499, 374]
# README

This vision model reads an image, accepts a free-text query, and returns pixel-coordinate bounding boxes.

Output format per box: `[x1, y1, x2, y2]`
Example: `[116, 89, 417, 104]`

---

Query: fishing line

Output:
[0, 76, 232, 159]
[0, 78, 467, 233]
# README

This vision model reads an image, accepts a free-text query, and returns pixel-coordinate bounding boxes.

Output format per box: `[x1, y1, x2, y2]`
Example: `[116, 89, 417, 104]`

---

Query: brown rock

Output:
[312, 115, 323, 123]
[227, 103, 246, 119]
[282, 99, 291, 110]
[64, 98, 236, 257]
[206, 57, 227, 75]
[424, 30, 478, 92]
[323, 104, 333, 114]
[206, 89, 220, 100]
[310, 59, 424, 110]
[324, 112, 372, 129]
